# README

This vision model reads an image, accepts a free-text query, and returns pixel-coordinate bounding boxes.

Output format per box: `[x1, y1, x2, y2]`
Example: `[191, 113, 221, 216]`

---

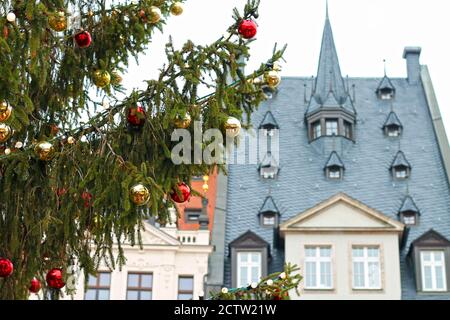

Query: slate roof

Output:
[223, 9, 450, 300]
[324, 151, 345, 170]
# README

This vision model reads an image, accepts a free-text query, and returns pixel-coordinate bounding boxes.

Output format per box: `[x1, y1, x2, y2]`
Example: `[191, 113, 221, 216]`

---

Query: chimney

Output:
[403, 47, 422, 84]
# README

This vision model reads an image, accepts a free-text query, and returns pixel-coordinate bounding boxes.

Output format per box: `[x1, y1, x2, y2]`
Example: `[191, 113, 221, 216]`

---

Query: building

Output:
[64, 173, 218, 300]
[213, 7, 450, 300]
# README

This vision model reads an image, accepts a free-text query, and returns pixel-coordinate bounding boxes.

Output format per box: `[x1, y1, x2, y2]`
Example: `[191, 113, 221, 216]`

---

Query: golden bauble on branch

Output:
[224, 117, 241, 138]
[0, 101, 12, 122]
[34, 141, 55, 161]
[149, 6, 162, 23]
[111, 71, 123, 86]
[67, 136, 76, 144]
[174, 113, 191, 129]
[265, 70, 281, 88]
[0, 123, 12, 143]
[170, 2, 184, 16]
[93, 70, 111, 88]
[130, 184, 150, 206]
[48, 11, 67, 32]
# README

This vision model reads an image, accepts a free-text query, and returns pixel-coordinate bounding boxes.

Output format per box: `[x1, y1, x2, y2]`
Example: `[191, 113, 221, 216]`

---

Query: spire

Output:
[314, 4, 347, 103]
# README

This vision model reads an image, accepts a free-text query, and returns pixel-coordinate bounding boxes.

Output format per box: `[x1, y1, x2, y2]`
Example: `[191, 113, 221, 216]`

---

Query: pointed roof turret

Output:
[376, 75, 396, 98]
[259, 196, 280, 214]
[383, 111, 403, 129]
[259, 111, 279, 130]
[324, 151, 345, 170]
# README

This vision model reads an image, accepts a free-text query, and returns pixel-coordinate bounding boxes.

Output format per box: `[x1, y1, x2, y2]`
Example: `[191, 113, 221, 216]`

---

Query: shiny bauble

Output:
[127, 105, 146, 127]
[111, 71, 123, 86]
[0, 100, 11, 117]
[0, 258, 13, 277]
[238, 19, 257, 39]
[93, 70, 111, 88]
[174, 113, 191, 129]
[67, 136, 76, 144]
[0, 123, 12, 143]
[46, 268, 65, 289]
[29, 278, 42, 293]
[265, 70, 281, 88]
[170, 2, 184, 16]
[150, 6, 162, 24]
[74, 30, 92, 48]
[224, 117, 241, 138]
[34, 141, 55, 161]
[130, 184, 150, 206]
[170, 182, 191, 204]
[48, 11, 67, 32]
[7, 12, 16, 23]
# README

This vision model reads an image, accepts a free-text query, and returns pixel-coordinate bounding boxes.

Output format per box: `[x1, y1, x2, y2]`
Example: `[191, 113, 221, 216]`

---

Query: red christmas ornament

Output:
[238, 19, 257, 39]
[74, 30, 92, 48]
[46, 268, 65, 289]
[170, 182, 191, 203]
[0, 258, 13, 278]
[29, 278, 42, 293]
[82, 191, 93, 208]
[127, 105, 146, 127]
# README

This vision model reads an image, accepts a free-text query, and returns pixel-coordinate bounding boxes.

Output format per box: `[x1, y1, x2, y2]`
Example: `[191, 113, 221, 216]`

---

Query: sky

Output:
[122, 0, 450, 136]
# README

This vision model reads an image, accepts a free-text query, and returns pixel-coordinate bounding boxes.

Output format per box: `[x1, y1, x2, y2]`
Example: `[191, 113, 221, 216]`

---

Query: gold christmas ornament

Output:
[93, 70, 111, 88]
[48, 11, 67, 32]
[111, 71, 123, 86]
[0, 123, 12, 143]
[67, 136, 76, 144]
[170, 2, 184, 16]
[6, 12, 16, 23]
[130, 184, 150, 206]
[224, 117, 241, 138]
[149, 6, 162, 24]
[174, 112, 191, 129]
[265, 70, 281, 88]
[0, 101, 12, 122]
[4, 148, 11, 155]
[34, 141, 55, 161]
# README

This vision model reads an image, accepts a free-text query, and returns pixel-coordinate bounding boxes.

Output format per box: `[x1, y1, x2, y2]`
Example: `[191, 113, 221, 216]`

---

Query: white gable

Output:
[138, 223, 180, 246]
[293, 201, 392, 229]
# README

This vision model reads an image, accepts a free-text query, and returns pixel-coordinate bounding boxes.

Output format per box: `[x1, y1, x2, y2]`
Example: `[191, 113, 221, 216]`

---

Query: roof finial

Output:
[383, 59, 387, 76]
[326, 0, 329, 19]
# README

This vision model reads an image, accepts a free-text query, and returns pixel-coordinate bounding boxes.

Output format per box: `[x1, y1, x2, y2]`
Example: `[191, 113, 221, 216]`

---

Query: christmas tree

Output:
[0, 0, 286, 300]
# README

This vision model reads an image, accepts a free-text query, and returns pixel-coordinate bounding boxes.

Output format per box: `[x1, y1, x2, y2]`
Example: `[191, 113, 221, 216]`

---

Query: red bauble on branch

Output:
[82, 191, 93, 208]
[170, 182, 191, 203]
[74, 30, 92, 48]
[0, 258, 13, 278]
[46, 268, 65, 289]
[238, 19, 257, 39]
[29, 278, 42, 293]
[127, 105, 146, 127]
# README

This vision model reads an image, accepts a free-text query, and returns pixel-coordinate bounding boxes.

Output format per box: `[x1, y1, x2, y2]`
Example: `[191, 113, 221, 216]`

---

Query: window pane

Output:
[126, 290, 139, 300]
[320, 248, 331, 257]
[422, 252, 431, 262]
[97, 289, 110, 300]
[326, 120, 338, 136]
[99, 273, 111, 287]
[251, 253, 260, 263]
[127, 274, 139, 288]
[434, 252, 443, 262]
[352, 248, 364, 258]
[87, 275, 97, 286]
[320, 262, 332, 288]
[305, 261, 316, 288]
[84, 289, 97, 300]
[141, 274, 153, 288]
[179, 277, 194, 291]
[435, 266, 445, 290]
[239, 253, 248, 263]
[178, 293, 194, 300]
[423, 266, 433, 290]
[368, 248, 379, 258]
[239, 266, 248, 287]
[353, 262, 365, 288]
[368, 262, 380, 288]
[251, 266, 260, 283]
[305, 248, 316, 257]
[140, 291, 152, 300]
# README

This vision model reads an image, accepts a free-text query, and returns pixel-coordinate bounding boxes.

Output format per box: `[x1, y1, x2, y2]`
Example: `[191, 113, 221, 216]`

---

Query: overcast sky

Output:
[122, 0, 450, 136]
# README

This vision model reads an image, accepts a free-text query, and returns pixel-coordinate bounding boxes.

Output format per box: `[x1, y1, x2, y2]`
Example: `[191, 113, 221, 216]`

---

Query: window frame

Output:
[420, 250, 448, 292]
[236, 251, 262, 288]
[84, 271, 111, 300]
[401, 211, 419, 226]
[177, 275, 194, 300]
[184, 209, 202, 224]
[325, 119, 339, 136]
[126, 272, 153, 300]
[343, 120, 353, 140]
[393, 165, 410, 180]
[351, 246, 382, 291]
[327, 166, 343, 180]
[304, 246, 334, 290]
[311, 121, 322, 140]
[260, 212, 278, 228]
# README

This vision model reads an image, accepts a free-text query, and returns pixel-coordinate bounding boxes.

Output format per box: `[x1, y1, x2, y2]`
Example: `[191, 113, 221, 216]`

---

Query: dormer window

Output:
[344, 121, 353, 139]
[259, 111, 279, 137]
[311, 121, 322, 140]
[259, 152, 279, 179]
[258, 196, 280, 228]
[325, 119, 338, 136]
[398, 196, 420, 227]
[324, 152, 345, 180]
[383, 111, 403, 138]
[391, 151, 411, 180]
[376, 76, 396, 100]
